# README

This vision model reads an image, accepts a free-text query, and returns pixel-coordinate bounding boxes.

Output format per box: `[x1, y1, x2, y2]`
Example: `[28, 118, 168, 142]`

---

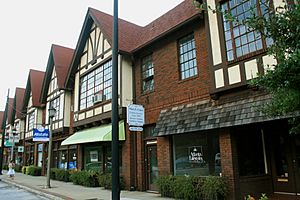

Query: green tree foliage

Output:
[195, 0, 300, 133]
[247, 1, 300, 133]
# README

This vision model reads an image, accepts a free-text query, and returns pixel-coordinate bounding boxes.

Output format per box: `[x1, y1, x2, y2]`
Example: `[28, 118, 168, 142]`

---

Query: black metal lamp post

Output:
[112, 0, 120, 199]
[46, 106, 56, 188]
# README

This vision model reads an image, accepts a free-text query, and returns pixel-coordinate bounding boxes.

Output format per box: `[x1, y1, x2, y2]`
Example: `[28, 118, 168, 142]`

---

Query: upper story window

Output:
[28, 112, 35, 131]
[15, 121, 20, 133]
[80, 59, 112, 110]
[142, 54, 154, 93]
[50, 97, 60, 121]
[178, 34, 198, 80]
[221, 0, 271, 61]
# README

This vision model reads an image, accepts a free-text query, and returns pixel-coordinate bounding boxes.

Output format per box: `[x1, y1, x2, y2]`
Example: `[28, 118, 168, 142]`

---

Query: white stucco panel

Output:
[207, 1, 222, 65]
[214, 69, 225, 88]
[121, 56, 133, 107]
[228, 65, 241, 85]
[74, 73, 79, 113]
[262, 55, 277, 72]
[245, 59, 258, 80]
[94, 107, 103, 115]
[86, 110, 93, 118]
[103, 103, 112, 113]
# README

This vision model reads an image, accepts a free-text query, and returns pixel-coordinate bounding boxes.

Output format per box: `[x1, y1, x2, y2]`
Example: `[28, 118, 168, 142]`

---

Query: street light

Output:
[46, 106, 56, 188]
[10, 128, 17, 162]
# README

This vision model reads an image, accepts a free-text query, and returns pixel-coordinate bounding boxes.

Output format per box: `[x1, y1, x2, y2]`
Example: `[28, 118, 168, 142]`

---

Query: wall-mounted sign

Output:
[188, 146, 204, 164]
[33, 127, 49, 142]
[129, 126, 143, 132]
[127, 104, 145, 127]
[18, 146, 24, 153]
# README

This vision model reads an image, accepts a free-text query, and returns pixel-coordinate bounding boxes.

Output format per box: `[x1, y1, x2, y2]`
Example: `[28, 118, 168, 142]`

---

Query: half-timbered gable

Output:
[65, 8, 138, 127]
[206, 0, 285, 94]
[11, 88, 26, 143]
[40, 44, 74, 132]
[21, 70, 45, 167]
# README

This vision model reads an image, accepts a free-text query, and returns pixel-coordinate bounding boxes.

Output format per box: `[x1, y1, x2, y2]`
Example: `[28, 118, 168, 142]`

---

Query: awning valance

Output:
[61, 121, 125, 146]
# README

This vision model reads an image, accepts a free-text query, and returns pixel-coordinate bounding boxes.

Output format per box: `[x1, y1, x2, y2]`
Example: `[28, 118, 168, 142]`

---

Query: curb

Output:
[1, 178, 67, 200]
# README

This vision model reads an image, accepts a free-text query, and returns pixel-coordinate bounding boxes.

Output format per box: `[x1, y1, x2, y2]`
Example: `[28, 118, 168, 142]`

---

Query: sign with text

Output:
[127, 104, 145, 127]
[129, 126, 143, 132]
[33, 127, 49, 142]
[188, 146, 204, 164]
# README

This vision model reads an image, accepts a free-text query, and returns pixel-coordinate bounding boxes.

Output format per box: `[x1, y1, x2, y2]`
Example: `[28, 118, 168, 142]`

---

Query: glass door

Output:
[146, 145, 158, 191]
[271, 134, 298, 194]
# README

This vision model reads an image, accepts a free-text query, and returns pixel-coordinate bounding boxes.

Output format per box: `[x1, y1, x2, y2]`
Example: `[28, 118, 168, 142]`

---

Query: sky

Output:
[0, 0, 184, 110]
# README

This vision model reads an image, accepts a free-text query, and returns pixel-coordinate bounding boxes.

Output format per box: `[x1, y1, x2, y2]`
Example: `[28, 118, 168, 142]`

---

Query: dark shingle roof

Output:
[89, 0, 200, 52]
[22, 69, 45, 110]
[14, 87, 25, 119]
[52, 44, 74, 88]
[155, 95, 299, 136]
[6, 98, 14, 124]
[0, 111, 4, 132]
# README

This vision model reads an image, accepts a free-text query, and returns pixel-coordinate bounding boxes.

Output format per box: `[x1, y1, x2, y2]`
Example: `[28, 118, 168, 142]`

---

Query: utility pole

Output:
[112, 0, 120, 199]
[0, 89, 10, 174]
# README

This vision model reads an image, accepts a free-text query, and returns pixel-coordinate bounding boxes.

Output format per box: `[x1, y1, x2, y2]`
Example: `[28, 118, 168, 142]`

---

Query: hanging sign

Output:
[33, 126, 49, 142]
[127, 104, 145, 128]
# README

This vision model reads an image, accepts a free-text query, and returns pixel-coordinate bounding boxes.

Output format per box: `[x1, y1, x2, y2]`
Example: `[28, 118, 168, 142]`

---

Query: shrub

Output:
[50, 168, 72, 181]
[156, 175, 228, 200]
[201, 176, 228, 200]
[3, 165, 8, 170]
[97, 173, 125, 190]
[26, 165, 42, 176]
[15, 164, 22, 172]
[22, 166, 28, 174]
[70, 170, 99, 187]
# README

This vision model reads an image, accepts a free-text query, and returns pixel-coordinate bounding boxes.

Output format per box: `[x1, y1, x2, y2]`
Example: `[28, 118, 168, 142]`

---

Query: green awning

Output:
[61, 121, 125, 146]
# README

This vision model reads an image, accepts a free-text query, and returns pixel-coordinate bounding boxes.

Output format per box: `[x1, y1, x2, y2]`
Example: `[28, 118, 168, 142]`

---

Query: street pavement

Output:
[0, 181, 50, 200]
[0, 171, 174, 200]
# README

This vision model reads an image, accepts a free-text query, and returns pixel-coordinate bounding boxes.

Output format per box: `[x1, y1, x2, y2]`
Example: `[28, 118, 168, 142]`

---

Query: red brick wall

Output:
[219, 129, 239, 200]
[134, 21, 211, 190]
[157, 137, 172, 176]
[135, 22, 210, 125]
[121, 127, 132, 190]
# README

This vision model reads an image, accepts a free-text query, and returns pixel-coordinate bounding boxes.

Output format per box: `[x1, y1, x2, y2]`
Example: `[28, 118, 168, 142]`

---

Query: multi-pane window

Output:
[80, 59, 112, 110]
[50, 97, 60, 121]
[222, 0, 271, 61]
[28, 112, 35, 131]
[179, 34, 197, 80]
[142, 55, 154, 92]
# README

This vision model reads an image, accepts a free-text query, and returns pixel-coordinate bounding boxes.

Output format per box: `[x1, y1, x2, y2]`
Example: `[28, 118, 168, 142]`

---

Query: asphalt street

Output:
[0, 180, 50, 200]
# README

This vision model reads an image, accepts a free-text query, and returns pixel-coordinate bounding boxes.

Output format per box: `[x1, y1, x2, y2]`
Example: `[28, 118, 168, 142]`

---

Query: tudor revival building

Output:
[1, 0, 298, 199]
[40, 44, 75, 170]
[22, 70, 45, 167]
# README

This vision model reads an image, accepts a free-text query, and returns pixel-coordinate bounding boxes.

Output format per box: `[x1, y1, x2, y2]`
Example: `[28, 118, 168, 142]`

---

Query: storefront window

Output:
[173, 132, 220, 176]
[84, 146, 103, 172]
[68, 148, 77, 169]
[37, 144, 43, 167]
[59, 150, 68, 169]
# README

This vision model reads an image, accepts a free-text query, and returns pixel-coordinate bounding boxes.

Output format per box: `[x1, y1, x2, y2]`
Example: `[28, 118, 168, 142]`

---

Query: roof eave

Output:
[132, 13, 203, 54]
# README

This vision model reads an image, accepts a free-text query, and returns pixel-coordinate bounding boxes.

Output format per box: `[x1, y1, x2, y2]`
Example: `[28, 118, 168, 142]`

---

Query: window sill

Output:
[77, 99, 112, 114]
[178, 73, 199, 84]
[226, 49, 267, 66]
[141, 90, 155, 96]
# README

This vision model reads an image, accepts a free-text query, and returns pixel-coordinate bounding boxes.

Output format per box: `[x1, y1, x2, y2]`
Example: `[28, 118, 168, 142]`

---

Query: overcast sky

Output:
[0, 0, 183, 110]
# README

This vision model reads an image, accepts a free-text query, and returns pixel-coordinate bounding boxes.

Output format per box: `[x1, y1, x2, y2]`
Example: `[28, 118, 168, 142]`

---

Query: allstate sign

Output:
[33, 126, 49, 142]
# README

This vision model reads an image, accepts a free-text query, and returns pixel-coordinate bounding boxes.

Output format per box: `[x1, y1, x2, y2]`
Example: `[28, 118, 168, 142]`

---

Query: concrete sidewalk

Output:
[0, 171, 173, 200]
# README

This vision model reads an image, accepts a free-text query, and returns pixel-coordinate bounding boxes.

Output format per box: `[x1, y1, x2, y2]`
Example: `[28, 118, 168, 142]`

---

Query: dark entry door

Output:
[271, 134, 300, 194]
[146, 145, 158, 191]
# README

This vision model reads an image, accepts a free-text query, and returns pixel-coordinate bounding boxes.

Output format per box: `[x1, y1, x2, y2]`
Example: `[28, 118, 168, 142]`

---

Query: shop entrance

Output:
[145, 143, 158, 191]
[271, 134, 300, 195]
